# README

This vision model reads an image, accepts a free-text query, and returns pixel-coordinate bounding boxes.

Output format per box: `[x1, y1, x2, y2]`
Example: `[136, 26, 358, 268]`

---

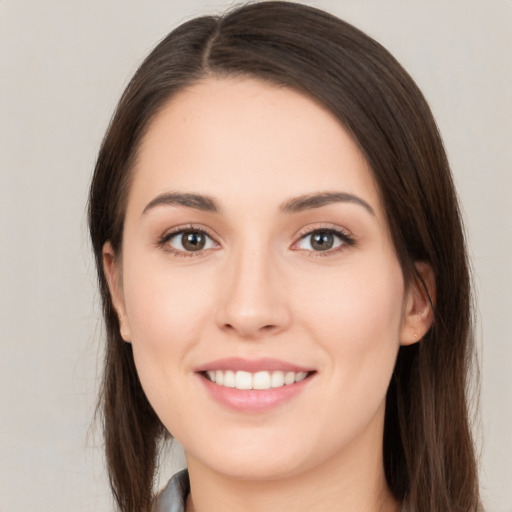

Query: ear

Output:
[400, 262, 436, 346]
[102, 241, 132, 342]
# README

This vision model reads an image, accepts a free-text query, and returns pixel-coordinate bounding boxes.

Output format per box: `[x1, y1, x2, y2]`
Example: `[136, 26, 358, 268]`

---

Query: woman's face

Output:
[104, 77, 427, 481]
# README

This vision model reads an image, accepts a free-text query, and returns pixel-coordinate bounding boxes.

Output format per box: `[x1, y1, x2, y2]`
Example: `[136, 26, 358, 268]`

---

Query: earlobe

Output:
[102, 242, 132, 343]
[400, 262, 436, 346]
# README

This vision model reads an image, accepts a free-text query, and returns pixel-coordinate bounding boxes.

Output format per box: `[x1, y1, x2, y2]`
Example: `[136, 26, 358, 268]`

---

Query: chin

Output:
[183, 431, 316, 482]
[195, 453, 309, 482]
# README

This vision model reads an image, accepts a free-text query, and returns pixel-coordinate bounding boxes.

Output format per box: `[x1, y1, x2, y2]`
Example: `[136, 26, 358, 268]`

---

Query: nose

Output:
[215, 244, 291, 339]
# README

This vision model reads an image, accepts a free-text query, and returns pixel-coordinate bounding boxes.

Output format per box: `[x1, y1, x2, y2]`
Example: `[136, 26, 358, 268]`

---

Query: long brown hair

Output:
[88, 2, 481, 511]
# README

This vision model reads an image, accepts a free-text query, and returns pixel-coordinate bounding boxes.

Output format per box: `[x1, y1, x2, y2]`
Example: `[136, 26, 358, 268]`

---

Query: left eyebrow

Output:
[280, 192, 375, 216]
[142, 192, 220, 215]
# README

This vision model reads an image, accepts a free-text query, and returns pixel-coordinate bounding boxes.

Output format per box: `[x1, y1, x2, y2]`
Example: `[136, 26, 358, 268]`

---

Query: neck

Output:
[186, 461, 398, 512]
[184, 415, 399, 512]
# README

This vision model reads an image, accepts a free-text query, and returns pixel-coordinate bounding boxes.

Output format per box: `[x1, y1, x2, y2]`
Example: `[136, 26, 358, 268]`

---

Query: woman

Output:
[88, 2, 481, 511]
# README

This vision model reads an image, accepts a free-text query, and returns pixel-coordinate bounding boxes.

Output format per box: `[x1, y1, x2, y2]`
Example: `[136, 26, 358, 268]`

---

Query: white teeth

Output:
[235, 371, 252, 390]
[205, 370, 310, 390]
[224, 370, 236, 388]
[253, 371, 271, 390]
[271, 371, 285, 388]
[284, 371, 295, 385]
[295, 371, 308, 383]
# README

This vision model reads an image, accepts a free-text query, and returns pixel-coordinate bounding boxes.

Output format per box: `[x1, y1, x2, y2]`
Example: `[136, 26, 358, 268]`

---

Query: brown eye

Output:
[181, 231, 207, 251]
[295, 228, 353, 253]
[162, 229, 217, 254]
[310, 232, 335, 251]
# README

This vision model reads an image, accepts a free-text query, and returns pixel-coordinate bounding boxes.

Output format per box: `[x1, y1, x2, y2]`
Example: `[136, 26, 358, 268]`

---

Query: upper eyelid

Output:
[161, 224, 218, 241]
[293, 223, 354, 240]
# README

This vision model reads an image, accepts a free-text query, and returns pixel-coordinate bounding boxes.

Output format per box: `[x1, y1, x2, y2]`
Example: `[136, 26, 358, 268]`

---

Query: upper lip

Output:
[194, 357, 314, 373]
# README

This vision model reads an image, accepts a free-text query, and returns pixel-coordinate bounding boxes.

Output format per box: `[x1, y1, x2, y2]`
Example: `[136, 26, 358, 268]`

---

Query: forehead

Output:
[128, 77, 382, 218]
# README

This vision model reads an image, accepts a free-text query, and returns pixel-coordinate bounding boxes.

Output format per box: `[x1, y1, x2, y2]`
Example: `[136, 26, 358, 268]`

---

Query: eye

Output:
[294, 228, 354, 253]
[160, 228, 218, 254]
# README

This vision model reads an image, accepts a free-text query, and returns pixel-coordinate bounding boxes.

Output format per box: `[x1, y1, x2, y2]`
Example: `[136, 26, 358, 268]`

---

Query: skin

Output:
[103, 77, 434, 512]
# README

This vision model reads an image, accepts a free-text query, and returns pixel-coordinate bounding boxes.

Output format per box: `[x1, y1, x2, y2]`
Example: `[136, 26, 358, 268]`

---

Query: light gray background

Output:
[0, 1, 510, 511]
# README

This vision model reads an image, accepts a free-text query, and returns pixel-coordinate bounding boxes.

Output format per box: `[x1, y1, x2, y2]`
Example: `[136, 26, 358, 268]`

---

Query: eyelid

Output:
[156, 224, 221, 256]
[290, 224, 356, 254]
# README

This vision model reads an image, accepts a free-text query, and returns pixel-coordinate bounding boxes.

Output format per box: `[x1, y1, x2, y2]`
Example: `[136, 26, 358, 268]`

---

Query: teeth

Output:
[205, 370, 309, 390]
[271, 371, 285, 388]
[253, 371, 271, 390]
[224, 370, 236, 388]
[295, 372, 308, 382]
[235, 371, 252, 390]
[284, 371, 295, 385]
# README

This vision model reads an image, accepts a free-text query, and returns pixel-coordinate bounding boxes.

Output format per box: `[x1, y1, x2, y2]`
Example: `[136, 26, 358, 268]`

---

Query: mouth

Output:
[202, 369, 312, 390]
[195, 358, 316, 412]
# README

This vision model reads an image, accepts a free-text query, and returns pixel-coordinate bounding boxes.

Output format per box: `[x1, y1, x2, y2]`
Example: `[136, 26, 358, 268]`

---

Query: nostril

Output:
[220, 321, 280, 338]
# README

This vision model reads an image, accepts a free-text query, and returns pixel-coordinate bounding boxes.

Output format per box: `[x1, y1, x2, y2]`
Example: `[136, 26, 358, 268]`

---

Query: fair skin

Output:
[103, 77, 433, 512]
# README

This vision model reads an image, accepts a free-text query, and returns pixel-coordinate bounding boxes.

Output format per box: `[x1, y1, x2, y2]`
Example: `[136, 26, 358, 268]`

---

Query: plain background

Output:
[0, 1, 510, 511]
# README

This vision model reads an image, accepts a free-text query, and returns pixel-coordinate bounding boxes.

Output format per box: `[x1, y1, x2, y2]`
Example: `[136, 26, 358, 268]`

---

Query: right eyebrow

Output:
[142, 192, 220, 215]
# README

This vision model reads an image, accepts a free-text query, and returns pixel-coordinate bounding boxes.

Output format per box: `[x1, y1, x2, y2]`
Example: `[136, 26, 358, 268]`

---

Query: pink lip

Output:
[194, 357, 313, 373]
[199, 374, 314, 413]
[194, 358, 316, 413]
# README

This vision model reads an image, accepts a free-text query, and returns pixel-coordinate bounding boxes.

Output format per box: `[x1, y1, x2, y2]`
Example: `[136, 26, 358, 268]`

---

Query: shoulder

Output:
[153, 469, 190, 512]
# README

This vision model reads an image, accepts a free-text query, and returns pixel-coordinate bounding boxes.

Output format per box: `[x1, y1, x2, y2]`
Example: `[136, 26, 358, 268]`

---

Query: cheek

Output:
[120, 258, 216, 383]
[289, 259, 405, 452]
[296, 258, 405, 379]
[119, 259, 222, 433]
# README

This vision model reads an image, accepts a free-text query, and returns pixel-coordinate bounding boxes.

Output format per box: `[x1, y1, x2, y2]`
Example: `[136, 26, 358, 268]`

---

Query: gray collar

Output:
[153, 469, 189, 512]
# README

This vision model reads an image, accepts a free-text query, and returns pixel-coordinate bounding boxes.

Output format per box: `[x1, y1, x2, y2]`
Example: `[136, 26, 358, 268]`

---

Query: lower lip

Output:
[199, 373, 314, 413]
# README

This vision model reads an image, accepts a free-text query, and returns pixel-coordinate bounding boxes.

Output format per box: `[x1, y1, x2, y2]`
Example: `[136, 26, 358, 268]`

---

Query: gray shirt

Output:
[153, 470, 189, 512]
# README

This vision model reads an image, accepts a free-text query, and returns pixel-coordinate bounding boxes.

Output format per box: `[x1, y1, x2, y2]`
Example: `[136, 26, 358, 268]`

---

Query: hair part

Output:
[88, 2, 481, 511]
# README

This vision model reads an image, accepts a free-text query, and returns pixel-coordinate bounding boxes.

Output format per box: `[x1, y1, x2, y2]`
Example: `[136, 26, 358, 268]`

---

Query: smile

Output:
[196, 358, 315, 412]
[204, 370, 309, 390]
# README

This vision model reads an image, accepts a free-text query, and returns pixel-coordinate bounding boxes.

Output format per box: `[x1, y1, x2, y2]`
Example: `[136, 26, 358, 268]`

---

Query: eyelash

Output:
[156, 224, 219, 258]
[292, 225, 356, 257]
[156, 224, 356, 258]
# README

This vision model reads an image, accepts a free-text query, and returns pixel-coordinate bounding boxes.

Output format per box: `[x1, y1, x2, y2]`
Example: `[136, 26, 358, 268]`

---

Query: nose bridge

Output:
[216, 235, 289, 338]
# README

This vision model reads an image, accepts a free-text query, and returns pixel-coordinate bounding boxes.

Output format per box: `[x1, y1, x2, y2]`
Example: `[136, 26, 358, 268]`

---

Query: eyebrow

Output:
[142, 191, 374, 216]
[142, 192, 219, 214]
[280, 192, 375, 216]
